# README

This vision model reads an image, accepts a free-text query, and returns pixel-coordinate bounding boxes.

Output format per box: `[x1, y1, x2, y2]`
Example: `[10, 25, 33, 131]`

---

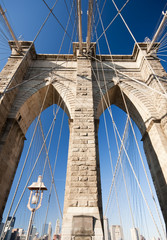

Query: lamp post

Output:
[26, 176, 47, 240]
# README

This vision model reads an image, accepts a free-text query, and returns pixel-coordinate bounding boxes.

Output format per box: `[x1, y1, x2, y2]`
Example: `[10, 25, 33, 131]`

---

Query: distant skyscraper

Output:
[110, 225, 123, 240]
[30, 226, 37, 240]
[4, 217, 16, 240]
[53, 219, 61, 240]
[130, 228, 140, 240]
[53, 234, 61, 240]
[10, 228, 20, 240]
[18, 229, 24, 236]
[39, 235, 48, 240]
[47, 222, 52, 240]
[140, 235, 146, 240]
[18, 228, 26, 240]
[0, 222, 4, 235]
[103, 217, 111, 240]
[42, 224, 48, 236]
[55, 219, 60, 235]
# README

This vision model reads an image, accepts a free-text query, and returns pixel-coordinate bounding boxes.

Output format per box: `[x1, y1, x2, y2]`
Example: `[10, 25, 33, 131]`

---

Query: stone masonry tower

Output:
[0, 39, 167, 240]
[61, 47, 104, 239]
[1, 2, 167, 239]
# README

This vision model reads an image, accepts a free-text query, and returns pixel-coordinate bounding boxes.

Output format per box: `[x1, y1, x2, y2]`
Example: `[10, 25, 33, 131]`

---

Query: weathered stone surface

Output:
[0, 42, 167, 236]
[72, 216, 93, 236]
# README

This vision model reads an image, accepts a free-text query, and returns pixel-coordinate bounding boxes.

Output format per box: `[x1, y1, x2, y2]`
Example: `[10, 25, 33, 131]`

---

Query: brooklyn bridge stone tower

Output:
[0, 3, 167, 240]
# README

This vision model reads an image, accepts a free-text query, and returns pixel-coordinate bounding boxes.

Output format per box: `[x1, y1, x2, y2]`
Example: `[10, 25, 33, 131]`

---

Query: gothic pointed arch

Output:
[96, 82, 167, 224]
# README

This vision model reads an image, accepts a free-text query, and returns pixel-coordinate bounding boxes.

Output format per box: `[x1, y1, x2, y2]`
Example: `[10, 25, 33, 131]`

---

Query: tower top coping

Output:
[8, 41, 160, 61]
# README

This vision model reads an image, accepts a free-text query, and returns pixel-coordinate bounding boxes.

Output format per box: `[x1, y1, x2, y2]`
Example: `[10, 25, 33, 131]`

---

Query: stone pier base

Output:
[61, 207, 103, 240]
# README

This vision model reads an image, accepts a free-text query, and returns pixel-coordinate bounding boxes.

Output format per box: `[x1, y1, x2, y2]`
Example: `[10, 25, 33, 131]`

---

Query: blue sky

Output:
[1, 0, 167, 239]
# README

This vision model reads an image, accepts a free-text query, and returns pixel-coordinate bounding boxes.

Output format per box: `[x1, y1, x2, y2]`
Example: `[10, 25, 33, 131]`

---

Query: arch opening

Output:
[16, 84, 71, 135]
[0, 82, 72, 224]
[97, 84, 167, 236]
[98, 105, 165, 239]
[2, 104, 70, 236]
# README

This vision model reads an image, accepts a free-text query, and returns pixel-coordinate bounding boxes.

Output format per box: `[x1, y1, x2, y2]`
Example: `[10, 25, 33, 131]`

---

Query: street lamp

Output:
[26, 175, 47, 240]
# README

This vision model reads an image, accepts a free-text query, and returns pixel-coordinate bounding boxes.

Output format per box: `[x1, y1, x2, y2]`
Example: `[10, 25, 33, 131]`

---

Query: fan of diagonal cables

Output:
[84, 0, 167, 239]
[1, 0, 78, 239]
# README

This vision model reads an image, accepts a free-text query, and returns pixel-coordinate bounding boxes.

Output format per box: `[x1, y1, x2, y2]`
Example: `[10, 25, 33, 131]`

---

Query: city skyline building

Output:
[55, 220, 60, 236]
[130, 228, 140, 240]
[0, 222, 4, 235]
[103, 217, 111, 240]
[42, 224, 48, 237]
[53, 219, 61, 240]
[40, 222, 52, 240]
[18, 228, 26, 240]
[4, 217, 16, 240]
[110, 225, 124, 240]
[30, 226, 37, 240]
[47, 222, 52, 240]
[140, 235, 146, 240]
[10, 228, 19, 240]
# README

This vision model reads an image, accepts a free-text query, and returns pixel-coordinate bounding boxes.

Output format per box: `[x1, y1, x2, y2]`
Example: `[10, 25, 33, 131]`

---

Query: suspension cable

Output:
[1, 0, 76, 98]
[39, 84, 66, 223]
[84, 41, 163, 237]
[120, 87, 166, 236]
[39, 116, 63, 219]
[1, 0, 76, 235]
[92, 4, 164, 233]
[91, 0, 130, 51]
[91, 24, 124, 229]
[92, 63, 163, 237]
[88, 54, 167, 98]
[111, 0, 167, 96]
[43, 9, 78, 222]
[64, 0, 74, 27]
[95, 2, 166, 232]
[92, 8, 136, 229]
[42, 0, 73, 42]
[92, 47, 135, 233]
[0, 0, 59, 99]
[95, 3, 148, 229]
[92, 69, 163, 237]
[0, 115, 56, 240]
[40, 106, 60, 237]
[0, 61, 67, 96]
[0, 83, 52, 240]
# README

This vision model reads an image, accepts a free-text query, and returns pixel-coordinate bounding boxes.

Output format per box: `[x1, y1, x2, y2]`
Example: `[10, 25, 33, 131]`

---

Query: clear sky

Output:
[0, 0, 167, 240]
